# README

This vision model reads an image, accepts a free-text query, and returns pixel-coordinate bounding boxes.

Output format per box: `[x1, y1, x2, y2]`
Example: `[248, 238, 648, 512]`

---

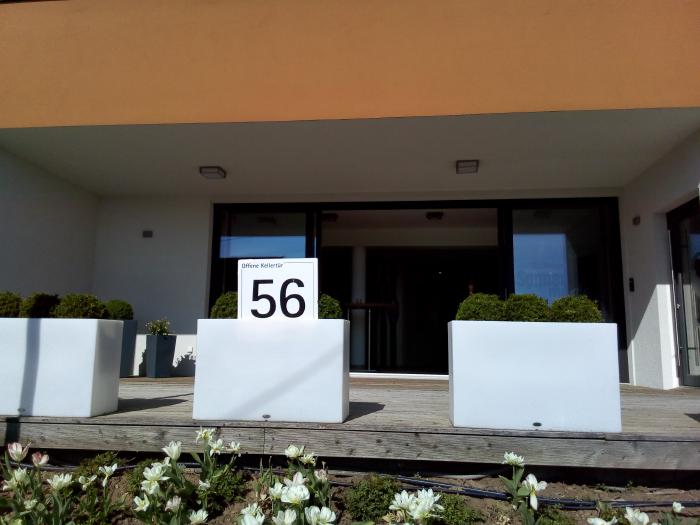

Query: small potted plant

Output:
[145, 318, 176, 378]
[106, 299, 137, 377]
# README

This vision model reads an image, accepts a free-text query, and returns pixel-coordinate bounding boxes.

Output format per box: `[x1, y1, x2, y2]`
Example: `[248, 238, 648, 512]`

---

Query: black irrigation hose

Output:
[396, 475, 700, 511]
[8, 461, 700, 512]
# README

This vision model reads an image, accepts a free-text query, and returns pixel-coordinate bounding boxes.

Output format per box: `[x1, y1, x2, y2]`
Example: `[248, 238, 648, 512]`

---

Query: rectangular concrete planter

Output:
[0, 318, 123, 417]
[448, 321, 621, 432]
[119, 319, 138, 377]
[193, 319, 350, 422]
[145, 334, 176, 378]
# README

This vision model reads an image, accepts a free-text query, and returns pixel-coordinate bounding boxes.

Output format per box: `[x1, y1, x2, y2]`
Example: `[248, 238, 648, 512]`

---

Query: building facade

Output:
[1, 0, 700, 388]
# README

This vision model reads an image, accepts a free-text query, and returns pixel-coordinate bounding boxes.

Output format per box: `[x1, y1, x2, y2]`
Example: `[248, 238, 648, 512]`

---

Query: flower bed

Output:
[2, 439, 698, 525]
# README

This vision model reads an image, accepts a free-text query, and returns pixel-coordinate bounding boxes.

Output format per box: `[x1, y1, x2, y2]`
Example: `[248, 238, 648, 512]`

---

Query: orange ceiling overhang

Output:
[1, 0, 699, 128]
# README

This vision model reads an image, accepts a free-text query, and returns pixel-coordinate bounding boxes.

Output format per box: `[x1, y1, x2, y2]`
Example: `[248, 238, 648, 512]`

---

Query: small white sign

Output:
[238, 258, 318, 320]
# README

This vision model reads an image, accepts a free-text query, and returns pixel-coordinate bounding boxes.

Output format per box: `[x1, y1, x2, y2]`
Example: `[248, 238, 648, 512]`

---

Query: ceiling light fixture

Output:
[426, 211, 444, 221]
[199, 166, 227, 179]
[455, 159, 479, 174]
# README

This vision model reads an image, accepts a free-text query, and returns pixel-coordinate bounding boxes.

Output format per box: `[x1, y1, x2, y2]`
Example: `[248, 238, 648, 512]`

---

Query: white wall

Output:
[0, 148, 98, 295]
[620, 132, 700, 389]
[92, 198, 212, 372]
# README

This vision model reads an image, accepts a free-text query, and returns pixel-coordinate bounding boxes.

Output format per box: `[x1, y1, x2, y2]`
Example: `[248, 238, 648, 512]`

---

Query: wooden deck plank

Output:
[2, 379, 700, 469]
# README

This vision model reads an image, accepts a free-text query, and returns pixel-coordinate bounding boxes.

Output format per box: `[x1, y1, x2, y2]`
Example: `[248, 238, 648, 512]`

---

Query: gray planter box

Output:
[119, 319, 138, 377]
[145, 334, 176, 378]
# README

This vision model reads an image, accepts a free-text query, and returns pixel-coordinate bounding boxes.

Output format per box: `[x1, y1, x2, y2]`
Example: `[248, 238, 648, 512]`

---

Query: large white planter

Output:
[0, 319, 123, 417]
[193, 319, 349, 422]
[448, 321, 621, 432]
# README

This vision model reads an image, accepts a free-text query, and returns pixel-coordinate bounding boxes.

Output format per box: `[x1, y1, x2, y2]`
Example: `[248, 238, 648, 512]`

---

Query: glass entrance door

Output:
[668, 199, 700, 387]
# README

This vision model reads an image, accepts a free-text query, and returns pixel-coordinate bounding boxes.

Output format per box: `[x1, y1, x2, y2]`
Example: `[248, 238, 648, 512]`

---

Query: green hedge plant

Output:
[19, 293, 60, 318]
[0, 291, 22, 318]
[504, 294, 551, 322]
[435, 493, 484, 525]
[105, 299, 134, 320]
[455, 293, 505, 321]
[53, 293, 108, 319]
[319, 293, 343, 319]
[345, 474, 401, 523]
[550, 295, 603, 322]
[210, 291, 238, 319]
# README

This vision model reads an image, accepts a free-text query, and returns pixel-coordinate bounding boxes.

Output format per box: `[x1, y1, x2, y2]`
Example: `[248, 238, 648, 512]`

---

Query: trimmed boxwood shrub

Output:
[435, 493, 484, 525]
[53, 293, 108, 319]
[19, 293, 60, 318]
[210, 291, 238, 319]
[550, 295, 603, 323]
[455, 293, 505, 321]
[504, 294, 551, 321]
[0, 291, 22, 318]
[319, 293, 343, 319]
[345, 474, 401, 522]
[105, 299, 134, 320]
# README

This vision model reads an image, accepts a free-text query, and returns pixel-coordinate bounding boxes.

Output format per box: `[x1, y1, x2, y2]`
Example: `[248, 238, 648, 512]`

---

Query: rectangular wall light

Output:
[455, 159, 479, 174]
[199, 166, 227, 179]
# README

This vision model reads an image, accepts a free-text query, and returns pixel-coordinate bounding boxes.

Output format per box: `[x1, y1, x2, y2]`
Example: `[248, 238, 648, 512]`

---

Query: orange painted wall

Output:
[1, 0, 699, 128]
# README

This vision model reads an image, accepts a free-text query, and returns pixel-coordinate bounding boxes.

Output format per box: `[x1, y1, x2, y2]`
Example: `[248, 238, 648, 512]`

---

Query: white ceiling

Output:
[1, 108, 699, 199]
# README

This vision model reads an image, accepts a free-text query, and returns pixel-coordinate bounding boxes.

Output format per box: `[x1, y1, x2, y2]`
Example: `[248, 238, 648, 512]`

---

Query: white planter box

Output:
[193, 319, 349, 422]
[0, 319, 123, 417]
[448, 321, 621, 432]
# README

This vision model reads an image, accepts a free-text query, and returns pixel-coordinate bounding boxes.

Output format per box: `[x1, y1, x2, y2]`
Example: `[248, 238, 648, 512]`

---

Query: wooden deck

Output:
[2, 378, 700, 470]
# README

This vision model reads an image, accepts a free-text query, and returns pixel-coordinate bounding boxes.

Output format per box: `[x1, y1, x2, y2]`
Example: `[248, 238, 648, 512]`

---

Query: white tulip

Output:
[189, 509, 208, 524]
[46, 473, 72, 492]
[319, 507, 337, 525]
[165, 496, 182, 512]
[78, 475, 97, 491]
[31, 452, 49, 468]
[522, 474, 547, 511]
[227, 441, 242, 455]
[208, 438, 225, 456]
[273, 509, 298, 525]
[198, 480, 211, 492]
[624, 507, 650, 525]
[7, 443, 29, 463]
[23, 498, 38, 510]
[502, 451, 525, 467]
[269, 481, 284, 500]
[409, 500, 436, 522]
[300, 453, 317, 466]
[314, 469, 329, 483]
[143, 464, 169, 482]
[390, 490, 415, 512]
[587, 518, 618, 525]
[415, 488, 442, 509]
[196, 428, 216, 444]
[141, 479, 161, 495]
[672, 502, 683, 514]
[283, 472, 307, 487]
[281, 484, 310, 505]
[134, 494, 150, 513]
[240, 513, 264, 525]
[99, 463, 118, 487]
[284, 444, 304, 459]
[241, 503, 261, 516]
[11, 468, 29, 487]
[162, 441, 182, 461]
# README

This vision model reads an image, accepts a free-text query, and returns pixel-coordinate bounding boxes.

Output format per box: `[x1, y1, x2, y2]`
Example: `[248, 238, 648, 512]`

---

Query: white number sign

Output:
[237, 258, 318, 320]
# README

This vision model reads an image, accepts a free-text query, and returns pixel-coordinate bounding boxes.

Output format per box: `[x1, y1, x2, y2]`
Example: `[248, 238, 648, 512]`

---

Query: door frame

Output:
[667, 198, 700, 387]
